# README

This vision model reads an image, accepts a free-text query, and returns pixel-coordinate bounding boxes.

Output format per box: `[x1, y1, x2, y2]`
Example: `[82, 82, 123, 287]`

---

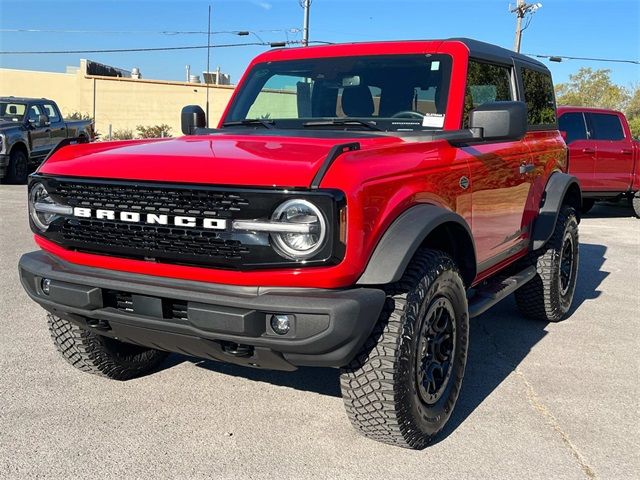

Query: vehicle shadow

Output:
[436, 241, 608, 443]
[155, 241, 609, 432]
[584, 200, 636, 218]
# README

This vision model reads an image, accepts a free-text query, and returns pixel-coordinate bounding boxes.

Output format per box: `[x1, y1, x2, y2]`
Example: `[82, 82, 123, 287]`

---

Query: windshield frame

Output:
[222, 53, 454, 132]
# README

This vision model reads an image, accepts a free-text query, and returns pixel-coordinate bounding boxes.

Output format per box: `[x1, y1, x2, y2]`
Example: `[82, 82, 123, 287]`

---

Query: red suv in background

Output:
[558, 106, 640, 216]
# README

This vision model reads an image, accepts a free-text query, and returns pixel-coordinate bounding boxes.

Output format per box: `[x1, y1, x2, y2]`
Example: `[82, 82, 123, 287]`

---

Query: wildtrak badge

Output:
[72, 207, 227, 230]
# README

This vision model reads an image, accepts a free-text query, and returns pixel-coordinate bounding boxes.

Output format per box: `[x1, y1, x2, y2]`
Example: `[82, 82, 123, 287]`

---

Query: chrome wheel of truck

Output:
[631, 192, 640, 219]
[340, 249, 469, 449]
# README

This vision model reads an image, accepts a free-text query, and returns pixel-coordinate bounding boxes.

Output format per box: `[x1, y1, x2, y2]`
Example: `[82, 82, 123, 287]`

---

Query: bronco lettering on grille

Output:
[72, 207, 227, 230]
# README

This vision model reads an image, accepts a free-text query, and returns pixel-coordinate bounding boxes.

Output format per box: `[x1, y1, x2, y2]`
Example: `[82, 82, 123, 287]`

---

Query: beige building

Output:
[0, 60, 236, 137]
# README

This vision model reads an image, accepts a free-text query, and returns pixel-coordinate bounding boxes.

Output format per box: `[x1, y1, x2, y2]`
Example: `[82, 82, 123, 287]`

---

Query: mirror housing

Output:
[181, 105, 206, 135]
[469, 101, 527, 142]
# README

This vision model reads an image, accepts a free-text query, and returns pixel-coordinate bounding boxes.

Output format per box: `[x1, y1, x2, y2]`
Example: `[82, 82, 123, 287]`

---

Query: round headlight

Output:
[270, 199, 327, 260]
[29, 183, 55, 231]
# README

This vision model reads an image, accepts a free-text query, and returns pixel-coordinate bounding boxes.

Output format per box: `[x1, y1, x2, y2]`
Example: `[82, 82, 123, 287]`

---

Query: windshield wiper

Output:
[303, 119, 383, 131]
[222, 119, 275, 129]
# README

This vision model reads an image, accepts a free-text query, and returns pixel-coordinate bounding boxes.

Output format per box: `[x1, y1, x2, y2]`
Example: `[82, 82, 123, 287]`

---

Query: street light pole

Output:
[301, 0, 310, 46]
[205, 4, 211, 127]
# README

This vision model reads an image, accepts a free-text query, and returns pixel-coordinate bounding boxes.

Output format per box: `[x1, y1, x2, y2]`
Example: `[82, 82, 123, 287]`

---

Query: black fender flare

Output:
[357, 204, 477, 286]
[531, 172, 582, 250]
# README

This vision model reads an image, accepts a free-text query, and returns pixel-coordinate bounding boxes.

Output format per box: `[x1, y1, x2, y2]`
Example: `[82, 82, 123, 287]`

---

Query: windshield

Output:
[0, 102, 27, 122]
[224, 54, 452, 131]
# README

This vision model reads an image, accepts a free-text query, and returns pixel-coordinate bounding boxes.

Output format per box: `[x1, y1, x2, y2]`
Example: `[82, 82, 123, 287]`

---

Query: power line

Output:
[0, 41, 305, 55]
[527, 53, 640, 65]
[0, 27, 301, 36]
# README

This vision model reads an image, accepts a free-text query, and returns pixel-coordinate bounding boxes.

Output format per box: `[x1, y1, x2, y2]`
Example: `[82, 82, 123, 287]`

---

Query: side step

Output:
[468, 266, 537, 319]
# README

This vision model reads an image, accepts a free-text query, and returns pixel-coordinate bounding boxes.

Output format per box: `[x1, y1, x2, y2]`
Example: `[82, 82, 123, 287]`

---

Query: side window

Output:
[587, 113, 624, 141]
[42, 103, 60, 123]
[558, 112, 588, 144]
[521, 68, 557, 128]
[463, 61, 513, 127]
[27, 105, 42, 123]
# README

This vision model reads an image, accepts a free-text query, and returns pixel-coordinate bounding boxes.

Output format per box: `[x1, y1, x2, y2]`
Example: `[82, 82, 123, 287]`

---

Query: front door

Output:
[463, 60, 532, 269]
[26, 104, 50, 158]
[559, 111, 596, 190]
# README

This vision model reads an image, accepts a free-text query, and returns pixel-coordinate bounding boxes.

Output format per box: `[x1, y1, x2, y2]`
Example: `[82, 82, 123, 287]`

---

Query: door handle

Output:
[621, 149, 633, 155]
[519, 163, 535, 174]
[582, 148, 595, 154]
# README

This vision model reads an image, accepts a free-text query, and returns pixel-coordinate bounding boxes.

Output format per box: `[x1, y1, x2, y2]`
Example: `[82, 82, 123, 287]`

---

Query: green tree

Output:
[136, 124, 172, 138]
[555, 68, 630, 111]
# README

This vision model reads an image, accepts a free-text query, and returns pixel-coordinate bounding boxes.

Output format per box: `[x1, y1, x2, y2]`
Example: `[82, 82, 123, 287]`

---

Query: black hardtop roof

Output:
[0, 96, 53, 103]
[451, 37, 548, 70]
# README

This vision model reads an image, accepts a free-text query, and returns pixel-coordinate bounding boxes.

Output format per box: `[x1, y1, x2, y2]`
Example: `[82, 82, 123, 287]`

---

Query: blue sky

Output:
[0, 0, 638, 88]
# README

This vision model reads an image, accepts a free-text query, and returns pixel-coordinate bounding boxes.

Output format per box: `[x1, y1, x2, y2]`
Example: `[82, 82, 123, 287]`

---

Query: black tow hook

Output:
[86, 318, 111, 331]
[221, 341, 253, 358]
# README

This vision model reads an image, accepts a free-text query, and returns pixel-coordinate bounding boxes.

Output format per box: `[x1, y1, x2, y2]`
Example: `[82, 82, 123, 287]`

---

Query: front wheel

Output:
[48, 314, 169, 380]
[340, 250, 469, 449]
[515, 205, 579, 322]
[5, 148, 28, 184]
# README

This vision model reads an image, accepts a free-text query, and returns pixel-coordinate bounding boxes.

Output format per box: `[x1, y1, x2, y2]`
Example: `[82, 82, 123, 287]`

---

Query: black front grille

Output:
[34, 176, 343, 270]
[54, 182, 250, 219]
[60, 218, 250, 260]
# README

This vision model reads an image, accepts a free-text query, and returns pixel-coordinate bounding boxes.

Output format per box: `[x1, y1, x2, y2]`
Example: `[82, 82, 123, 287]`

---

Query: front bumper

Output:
[19, 251, 386, 370]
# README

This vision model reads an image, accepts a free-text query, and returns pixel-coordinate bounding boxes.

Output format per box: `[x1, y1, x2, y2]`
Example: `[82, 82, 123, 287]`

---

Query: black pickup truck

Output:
[0, 97, 94, 183]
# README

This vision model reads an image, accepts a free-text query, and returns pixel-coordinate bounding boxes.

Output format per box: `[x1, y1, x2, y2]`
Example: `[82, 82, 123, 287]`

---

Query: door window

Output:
[41, 104, 61, 123]
[521, 68, 557, 128]
[463, 61, 513, 127]
[558, 112, 588, 144]
[587, 113, 624, 141]
[27, 105, 42, 123]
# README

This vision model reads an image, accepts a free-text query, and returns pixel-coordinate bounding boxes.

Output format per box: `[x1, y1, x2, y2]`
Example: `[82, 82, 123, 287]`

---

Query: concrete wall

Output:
[0, 62, 236, 138]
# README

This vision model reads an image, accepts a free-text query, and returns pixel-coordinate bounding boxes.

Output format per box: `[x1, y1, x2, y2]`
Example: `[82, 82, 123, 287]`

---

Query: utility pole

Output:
[511, 1, 542, 53]
[301, 0, 311, 46]
[205, 4, 211, 127]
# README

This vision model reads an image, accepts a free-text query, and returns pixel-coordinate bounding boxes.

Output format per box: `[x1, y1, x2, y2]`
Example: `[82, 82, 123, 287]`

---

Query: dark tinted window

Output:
[521, 68, 556, 128]
[463, 61, 513, 127]
[588, 113, 624, 140]
[558, 112, 588, 144]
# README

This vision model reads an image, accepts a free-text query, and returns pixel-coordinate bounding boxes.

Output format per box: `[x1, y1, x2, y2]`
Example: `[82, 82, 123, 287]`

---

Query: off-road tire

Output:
[48, 314, 169, 380]
[631, 192, 640, 219]
[5, 148, 28, 184]
[340, 250, 469, 449]
[580, 198, 595, 214]
[515, 205, 579, 322]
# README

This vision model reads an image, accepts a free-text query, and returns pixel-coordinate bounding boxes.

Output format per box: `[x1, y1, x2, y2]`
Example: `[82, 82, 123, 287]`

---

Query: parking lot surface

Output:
[1, 184, 638, 479]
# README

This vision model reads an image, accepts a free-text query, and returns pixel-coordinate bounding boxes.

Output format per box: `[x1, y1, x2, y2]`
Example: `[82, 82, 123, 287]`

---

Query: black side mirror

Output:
[469, 101, 527, 142]
[37, 114, 49, 127]
[181, 105, 206, 135]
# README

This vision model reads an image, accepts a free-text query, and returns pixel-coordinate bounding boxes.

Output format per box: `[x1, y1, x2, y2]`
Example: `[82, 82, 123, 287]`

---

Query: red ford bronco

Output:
[19, 39, 581, 449]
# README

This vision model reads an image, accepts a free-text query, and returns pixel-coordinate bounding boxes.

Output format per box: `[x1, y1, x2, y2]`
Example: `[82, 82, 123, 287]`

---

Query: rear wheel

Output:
[5, 148, 28, 184]
[340, 250, 469, 449]
[515, 205, 579, 322]
[48, 314, 168, 380]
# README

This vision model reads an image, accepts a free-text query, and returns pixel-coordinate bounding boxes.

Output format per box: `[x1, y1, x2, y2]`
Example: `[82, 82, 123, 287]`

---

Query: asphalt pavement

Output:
[1, 184, 638, 479]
